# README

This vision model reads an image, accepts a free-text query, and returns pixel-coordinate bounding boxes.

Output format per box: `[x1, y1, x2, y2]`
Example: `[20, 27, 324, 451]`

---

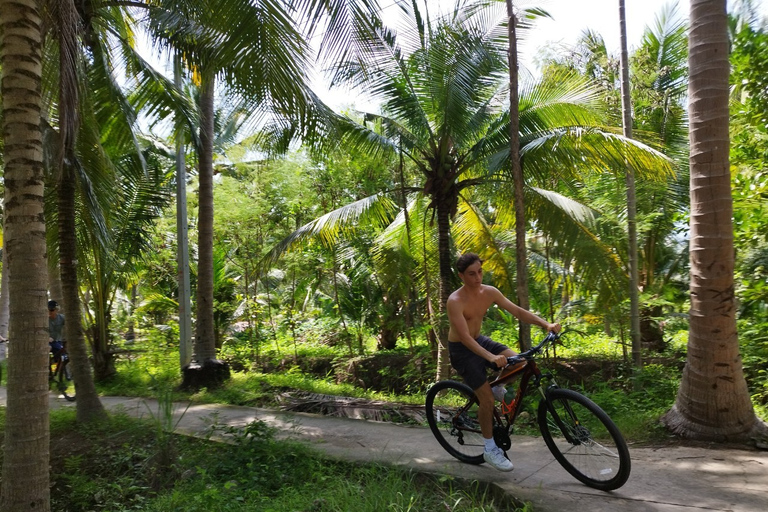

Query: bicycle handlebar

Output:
[505, 331, 560, 366]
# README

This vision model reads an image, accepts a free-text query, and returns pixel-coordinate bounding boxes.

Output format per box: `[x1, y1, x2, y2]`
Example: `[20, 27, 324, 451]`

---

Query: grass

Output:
[0, 407, 527, 512]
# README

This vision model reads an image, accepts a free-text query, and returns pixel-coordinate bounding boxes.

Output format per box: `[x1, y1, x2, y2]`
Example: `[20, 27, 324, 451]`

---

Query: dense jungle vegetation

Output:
[1, 0, 768, 511]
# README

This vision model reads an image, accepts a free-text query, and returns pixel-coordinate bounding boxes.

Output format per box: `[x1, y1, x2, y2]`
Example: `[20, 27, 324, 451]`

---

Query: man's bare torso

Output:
[447, 284, 498, 341]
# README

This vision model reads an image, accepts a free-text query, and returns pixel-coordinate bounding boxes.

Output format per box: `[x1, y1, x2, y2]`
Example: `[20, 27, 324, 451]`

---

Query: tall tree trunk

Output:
[182, 73, 229, 390]
[56, 0, 105, 423]
[662, 0, 767, 443]
[58, 162, 106, 422]
[194, 74, 216, 363]
[331, 247, 353, 355]
[618, 0, 642, 370]
[175, 56, 192, 370]
[423, 215, 438, 360]
[47, 257, 63, 303]
[0, 1, 51, 509]
[398, 138, 416, 352]
[0, 229, 9, 342]
[90, 279, 115, 380]
[506, 0, 530, 350]
[435, 200, 453, 382]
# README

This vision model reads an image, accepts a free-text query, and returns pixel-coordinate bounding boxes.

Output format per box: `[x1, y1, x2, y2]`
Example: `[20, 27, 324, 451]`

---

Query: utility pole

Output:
[175, 56, 193, 369]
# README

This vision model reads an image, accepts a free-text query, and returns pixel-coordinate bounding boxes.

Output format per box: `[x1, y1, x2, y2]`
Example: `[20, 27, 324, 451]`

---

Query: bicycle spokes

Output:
[538, 389, 630, 490]
[425, 381, 488, 464]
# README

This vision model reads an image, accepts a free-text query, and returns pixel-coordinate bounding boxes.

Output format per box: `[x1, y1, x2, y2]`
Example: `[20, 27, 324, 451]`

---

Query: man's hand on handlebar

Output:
[490, 353, 508, 369]
[546, 322, 562, 334]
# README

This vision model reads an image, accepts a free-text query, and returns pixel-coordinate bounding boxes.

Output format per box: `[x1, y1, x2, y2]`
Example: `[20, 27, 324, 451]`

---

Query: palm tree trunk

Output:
[0, 1, 50, 509]
[435, 201, 453, 382]
[422, 215, 438, 359]
[662, 0, 767, 442]
[183, 73, 229, 390]
[58, 161, 107, 423]
[56, 0, 105, 423]
[194, 74, 217, 363]
[175, 56, 193, 369]
[505, 0, 531, 350]
[618, 0, 642, 370]
[0, 231, 9, 342]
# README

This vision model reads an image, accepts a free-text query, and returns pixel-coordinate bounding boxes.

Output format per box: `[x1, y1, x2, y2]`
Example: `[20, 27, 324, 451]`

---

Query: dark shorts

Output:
[449, 336, 509, 390]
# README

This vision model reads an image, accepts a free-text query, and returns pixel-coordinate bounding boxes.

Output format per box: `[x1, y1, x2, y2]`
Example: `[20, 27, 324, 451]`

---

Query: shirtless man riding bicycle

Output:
[447, 252, 560, 471]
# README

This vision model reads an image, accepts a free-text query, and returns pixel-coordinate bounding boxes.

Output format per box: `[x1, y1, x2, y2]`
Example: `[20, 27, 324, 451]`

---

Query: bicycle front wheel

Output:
[425, 380, 485, 464]
[538, 388, 630, 491]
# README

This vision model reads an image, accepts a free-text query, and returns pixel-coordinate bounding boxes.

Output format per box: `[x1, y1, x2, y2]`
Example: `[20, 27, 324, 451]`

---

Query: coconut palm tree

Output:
[0, 1, 51, 510]
[138, 0, 381, 388]
[46, 0, 108, 422]
[661, 0, 767, 443]
[39, 0, 197, 420]
[266, 1, 672, 380]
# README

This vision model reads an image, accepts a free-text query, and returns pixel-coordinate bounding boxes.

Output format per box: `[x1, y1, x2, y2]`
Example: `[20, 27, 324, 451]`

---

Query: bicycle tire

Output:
[425, 380, 490, 465]
[538, 388, 630, 491]
[55, 362, 76, 402]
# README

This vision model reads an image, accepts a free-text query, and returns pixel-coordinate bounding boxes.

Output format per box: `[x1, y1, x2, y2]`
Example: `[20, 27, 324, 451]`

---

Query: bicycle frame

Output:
[445, 333, 563, 439]
[485, 333, 565, 436]
[488, 358, 551, 429]
[487, 340, 599, 448]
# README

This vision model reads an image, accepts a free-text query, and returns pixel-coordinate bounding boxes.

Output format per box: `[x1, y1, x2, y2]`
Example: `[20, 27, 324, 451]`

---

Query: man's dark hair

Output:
[456, 253, 483, 273]
[48, 300, 58, 311]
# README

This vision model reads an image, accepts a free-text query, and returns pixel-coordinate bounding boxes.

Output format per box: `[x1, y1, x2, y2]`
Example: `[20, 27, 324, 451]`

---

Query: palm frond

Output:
[452, 198, 516, 296]
[523, 187, 627, 301]
[264, 193, 398, 267]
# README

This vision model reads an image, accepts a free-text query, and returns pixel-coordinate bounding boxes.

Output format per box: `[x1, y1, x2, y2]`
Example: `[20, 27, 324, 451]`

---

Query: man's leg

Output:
[475, 382, 495, 439]
[475, 380, 514, 471]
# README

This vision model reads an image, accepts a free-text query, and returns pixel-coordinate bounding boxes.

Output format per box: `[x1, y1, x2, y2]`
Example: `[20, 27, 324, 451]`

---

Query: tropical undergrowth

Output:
[95, 317, 768, 444]
[0, 407, 525, 512]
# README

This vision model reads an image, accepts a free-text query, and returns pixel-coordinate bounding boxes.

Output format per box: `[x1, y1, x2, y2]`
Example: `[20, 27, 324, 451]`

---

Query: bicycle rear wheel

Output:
[425, 380, 486, 464]
[538, 388, 630, 491]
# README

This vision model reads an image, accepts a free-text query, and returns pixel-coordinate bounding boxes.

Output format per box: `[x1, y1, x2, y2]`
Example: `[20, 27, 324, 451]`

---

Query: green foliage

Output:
[97, 329, 183, 398]
[37, 408, 517, 512]
[739, 320, 768, 418]
[731, 20, 768, 326]
[588, 364, 682, 442]
[553, 332, 628, 360]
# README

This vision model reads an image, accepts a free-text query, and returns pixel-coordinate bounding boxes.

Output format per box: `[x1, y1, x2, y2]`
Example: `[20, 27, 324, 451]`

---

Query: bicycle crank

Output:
[493, 425, 512, 451]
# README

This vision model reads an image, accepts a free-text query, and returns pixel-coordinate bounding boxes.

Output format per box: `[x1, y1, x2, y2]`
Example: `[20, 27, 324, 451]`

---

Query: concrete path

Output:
[3, 390, 767, 512]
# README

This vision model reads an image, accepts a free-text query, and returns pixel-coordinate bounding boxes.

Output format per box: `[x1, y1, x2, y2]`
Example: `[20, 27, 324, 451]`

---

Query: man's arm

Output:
[447, 298, 508, 368]
[490, 287, 561, 333]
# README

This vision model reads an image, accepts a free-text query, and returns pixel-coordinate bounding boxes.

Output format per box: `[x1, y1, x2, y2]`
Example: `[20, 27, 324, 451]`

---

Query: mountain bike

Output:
[425, 332, 630, 491]
[49, 341, 75, 402]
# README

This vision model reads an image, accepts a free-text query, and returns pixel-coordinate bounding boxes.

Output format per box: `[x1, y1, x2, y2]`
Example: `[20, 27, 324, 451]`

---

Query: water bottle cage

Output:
[500, 396, 516, 416]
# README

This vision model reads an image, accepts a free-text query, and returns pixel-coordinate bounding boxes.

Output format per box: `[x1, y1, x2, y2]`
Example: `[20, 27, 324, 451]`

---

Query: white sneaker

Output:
[483, 447, 514, 472]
